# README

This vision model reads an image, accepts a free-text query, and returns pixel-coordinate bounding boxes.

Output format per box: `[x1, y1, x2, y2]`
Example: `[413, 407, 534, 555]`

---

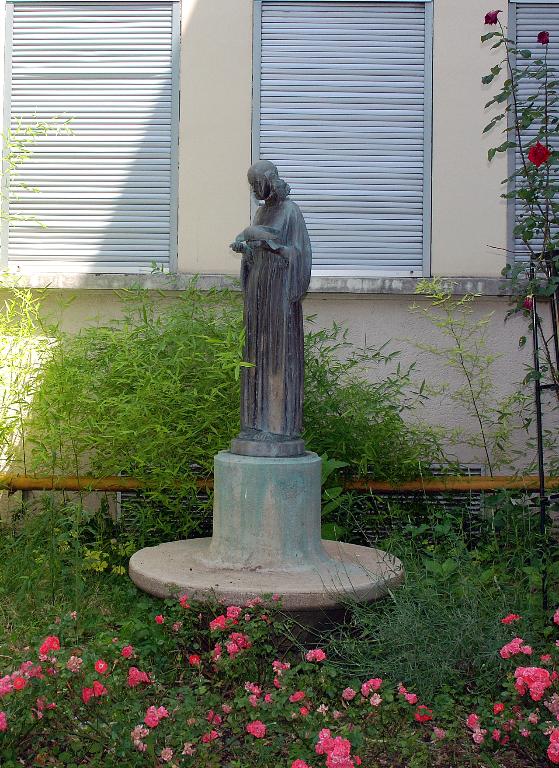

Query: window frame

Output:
[252, 0, 433, 278]
[1, 0, 181, 274]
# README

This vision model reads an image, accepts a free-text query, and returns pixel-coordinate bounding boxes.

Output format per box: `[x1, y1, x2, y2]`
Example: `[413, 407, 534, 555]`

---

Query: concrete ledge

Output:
[2, 272, 513, 297]
[129, 537, 404, 610]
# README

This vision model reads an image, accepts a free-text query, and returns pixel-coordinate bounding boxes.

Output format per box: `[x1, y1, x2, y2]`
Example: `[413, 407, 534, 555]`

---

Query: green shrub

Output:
[0, 281, 441, 548]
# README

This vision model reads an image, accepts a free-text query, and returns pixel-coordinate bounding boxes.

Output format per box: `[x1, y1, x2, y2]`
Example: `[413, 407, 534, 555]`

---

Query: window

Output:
[253, 0, 432, 276]
[510, 0, 559, 262]
[3, 0, 180, 274]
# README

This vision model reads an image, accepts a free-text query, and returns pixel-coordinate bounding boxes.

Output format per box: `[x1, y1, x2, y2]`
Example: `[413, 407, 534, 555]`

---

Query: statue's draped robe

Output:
[240, 199, 312, 439]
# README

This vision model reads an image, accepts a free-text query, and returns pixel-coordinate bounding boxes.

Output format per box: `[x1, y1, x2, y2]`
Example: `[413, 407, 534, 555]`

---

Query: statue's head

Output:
[248, 160, 290, 202]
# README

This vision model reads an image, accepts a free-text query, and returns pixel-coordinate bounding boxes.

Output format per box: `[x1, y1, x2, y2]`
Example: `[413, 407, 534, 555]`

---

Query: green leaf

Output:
[481, 31, 499, 42]
[519, 49, 532, 59]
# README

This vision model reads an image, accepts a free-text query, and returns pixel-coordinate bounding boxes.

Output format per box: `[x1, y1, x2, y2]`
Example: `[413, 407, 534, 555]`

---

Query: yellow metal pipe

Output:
[0, 474, 557, 494]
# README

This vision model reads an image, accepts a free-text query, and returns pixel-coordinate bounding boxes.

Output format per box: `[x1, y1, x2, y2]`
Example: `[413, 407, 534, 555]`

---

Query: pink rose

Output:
[246, 720, 267, 738]
[121, 645, 134, 659]
[92, 680, 107, 697]
[466, 713, 481, 730]
[289, 691, 306, 703]
[305, 649, 326, 662]
[361, 678, 382, 696]
[501, 613, 521, 624]
[39, 636, 60, 656]
[342, 687, 356, 701]
[94, 659, 108, 675]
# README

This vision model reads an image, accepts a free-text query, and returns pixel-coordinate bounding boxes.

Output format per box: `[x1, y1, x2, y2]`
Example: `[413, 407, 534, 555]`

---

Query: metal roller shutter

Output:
[4, 0, 179, 274]
[512, 1, 559, 262]
[255, 0, 432, 276]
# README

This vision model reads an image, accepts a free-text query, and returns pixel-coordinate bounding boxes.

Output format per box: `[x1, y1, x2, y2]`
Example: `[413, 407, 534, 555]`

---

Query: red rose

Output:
[485, 10, 502, 25]
[414, 705, 433, 723]
[528, 142, 552, 167]
[523, 296, 534, 311]
[538, 31, 550, 45]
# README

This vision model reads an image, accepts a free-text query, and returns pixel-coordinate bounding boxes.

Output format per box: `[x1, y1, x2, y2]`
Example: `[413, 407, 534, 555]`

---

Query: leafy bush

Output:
[0, 280, 441, 548]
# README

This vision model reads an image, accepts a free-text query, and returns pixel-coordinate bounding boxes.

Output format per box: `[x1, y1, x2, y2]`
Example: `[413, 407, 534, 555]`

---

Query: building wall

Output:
[0, 0, 551, 476]
[176, 0, 510, 278]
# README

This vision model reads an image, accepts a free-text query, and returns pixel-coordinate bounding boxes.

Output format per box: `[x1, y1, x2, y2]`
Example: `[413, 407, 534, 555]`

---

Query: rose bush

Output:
[0, 595, 467, 767]
[462, 610, 559, 765]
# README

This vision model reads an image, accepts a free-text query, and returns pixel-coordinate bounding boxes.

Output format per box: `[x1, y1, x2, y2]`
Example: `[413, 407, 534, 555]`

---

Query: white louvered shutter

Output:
[256, 0, 431, 276]
[5, 0, 179, 273]
[513, 2, 559, 261]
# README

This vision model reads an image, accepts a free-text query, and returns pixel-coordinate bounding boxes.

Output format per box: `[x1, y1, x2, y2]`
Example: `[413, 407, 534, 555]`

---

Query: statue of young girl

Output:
[230, 160, 312, 457]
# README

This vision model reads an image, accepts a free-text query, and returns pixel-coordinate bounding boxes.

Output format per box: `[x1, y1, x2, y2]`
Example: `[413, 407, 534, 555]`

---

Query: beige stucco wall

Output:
[431, 1, 509, 277]
[177, 0, 511, 279]
[177, 0, 253, 274]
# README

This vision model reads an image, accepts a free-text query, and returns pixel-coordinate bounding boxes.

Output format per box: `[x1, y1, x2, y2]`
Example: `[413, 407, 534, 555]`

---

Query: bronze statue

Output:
[230, 161, 312, 457]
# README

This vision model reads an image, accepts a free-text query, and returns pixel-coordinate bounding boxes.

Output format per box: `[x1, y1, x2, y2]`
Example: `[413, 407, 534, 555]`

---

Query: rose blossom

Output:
[226, 605, 242, 620]
[39, 636, 60, 657]
[305, 649, 326, 662]
[128, 667, 151, 687]
[66, 656, 82, 673]
[538, 31, 550, 45]
[160, 747, 174, 762]
[501, 613, 522, 624]
[370, 693, 382, 707]
[415, 705, 433, 723]
[514, 666, 552, 701]
[246, 720, 267, 738]
[0, 711, 7, 732]
[154, 614, 165, 625]
[209, 615, 227, 631]
[189, 654, 201, 667]
[290, 691, 306, 703]
[485, 10, 502, 25]
[342, 688, 357, 701]
[94, 659, 108, 675]
[493, 702, 505, 715]
[121, 645, 134, 659]
[472, 729, 487, 744]
[466, 713, 481, 730]
[500, 637, 532, 659]
[201, 729, 219, 743]
[528, 141, 552, 168]
[361, 678, 382, 696]
[92, 680, 107, 697]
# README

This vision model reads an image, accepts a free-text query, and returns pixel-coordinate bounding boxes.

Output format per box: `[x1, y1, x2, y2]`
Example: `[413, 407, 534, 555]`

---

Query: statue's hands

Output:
[230, 240, 250, 254]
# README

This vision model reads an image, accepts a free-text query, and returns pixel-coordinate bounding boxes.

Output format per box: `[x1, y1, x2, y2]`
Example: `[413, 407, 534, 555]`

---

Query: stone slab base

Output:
[129, 538, 403, 611]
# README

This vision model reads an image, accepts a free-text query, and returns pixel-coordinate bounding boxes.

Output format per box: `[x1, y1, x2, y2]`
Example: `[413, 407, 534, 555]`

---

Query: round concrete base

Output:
[129, 538, 403, 611]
